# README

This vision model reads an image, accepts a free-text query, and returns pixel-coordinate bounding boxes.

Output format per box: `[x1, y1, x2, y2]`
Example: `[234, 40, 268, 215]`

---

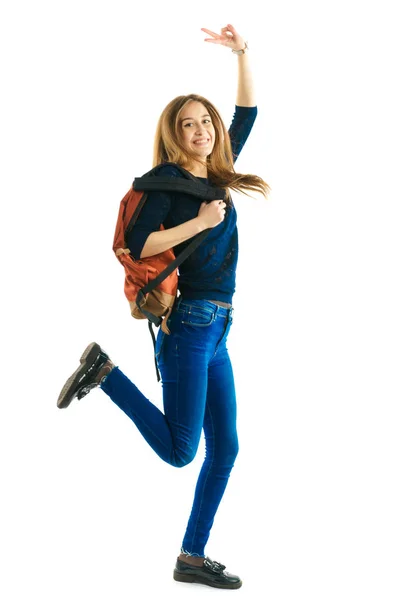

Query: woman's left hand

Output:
[201, 24, 245, 53]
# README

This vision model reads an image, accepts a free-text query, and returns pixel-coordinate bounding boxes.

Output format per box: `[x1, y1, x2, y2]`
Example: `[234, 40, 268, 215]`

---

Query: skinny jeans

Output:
[100, 297, 238, 556]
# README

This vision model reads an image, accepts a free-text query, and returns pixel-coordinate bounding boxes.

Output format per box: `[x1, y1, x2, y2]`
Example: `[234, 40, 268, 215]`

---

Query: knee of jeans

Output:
[228, 439, 240, 464]
[173, 445, 197, 468]
[215, 436, 239, 467]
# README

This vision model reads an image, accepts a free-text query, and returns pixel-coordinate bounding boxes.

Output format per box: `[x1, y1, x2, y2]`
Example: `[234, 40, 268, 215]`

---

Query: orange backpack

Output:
[113, 163, 225, 372]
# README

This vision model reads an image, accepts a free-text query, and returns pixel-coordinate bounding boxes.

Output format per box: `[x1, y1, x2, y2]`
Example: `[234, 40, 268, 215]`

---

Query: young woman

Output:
[57, 24, 270, 590]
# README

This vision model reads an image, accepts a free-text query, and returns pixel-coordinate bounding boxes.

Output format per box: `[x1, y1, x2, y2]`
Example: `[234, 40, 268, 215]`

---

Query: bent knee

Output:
[172, 445, 197, 468]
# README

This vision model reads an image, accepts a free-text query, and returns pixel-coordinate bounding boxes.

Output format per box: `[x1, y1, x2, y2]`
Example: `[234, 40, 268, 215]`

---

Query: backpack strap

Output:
[137, 228, 210, 383]
[133, 177, 225, 201]
[133, 162, 226, 202]
[135, 226, 210, 318]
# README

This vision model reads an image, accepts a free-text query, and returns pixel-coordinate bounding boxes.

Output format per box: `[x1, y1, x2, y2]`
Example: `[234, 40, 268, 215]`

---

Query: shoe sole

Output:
[173, 570, 242, 589]
[57, 342, 101, 409]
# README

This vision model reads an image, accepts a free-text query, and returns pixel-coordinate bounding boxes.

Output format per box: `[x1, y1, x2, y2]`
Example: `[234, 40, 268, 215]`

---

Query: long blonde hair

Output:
[153, 94, 270, 200]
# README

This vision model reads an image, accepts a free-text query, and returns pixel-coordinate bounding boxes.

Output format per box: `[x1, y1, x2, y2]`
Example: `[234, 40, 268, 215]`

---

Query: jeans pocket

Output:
[181, 308, 215, 328]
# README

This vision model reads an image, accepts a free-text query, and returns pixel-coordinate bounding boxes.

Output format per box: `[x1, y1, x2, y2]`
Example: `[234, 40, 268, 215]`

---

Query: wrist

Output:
[193, 215, 208, 232]
[232, 41, 248, 55]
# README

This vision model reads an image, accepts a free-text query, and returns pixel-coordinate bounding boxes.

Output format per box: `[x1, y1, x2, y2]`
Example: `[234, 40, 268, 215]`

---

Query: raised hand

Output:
[201, 24, 245, 53]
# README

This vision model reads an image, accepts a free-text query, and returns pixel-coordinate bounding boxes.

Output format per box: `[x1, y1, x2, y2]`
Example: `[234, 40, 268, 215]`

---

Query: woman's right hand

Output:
[197, 200, 226, 229]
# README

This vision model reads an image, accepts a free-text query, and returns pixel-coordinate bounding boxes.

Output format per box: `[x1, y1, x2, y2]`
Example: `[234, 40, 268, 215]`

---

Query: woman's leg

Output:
[180, 319, 239, 558]
[100, 301, 222, 467]
[100, 345, 207, 466]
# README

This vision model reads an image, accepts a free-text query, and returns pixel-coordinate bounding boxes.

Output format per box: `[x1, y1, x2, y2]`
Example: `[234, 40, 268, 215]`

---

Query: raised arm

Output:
[201, 23, 256, 107]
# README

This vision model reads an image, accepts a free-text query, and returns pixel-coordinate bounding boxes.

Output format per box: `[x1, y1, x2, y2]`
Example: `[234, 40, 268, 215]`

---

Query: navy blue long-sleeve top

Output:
[127, 105, 257, 305]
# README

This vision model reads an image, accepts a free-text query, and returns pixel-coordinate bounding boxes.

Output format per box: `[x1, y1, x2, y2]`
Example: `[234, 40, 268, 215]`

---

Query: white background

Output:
[1, 1, 401, 598]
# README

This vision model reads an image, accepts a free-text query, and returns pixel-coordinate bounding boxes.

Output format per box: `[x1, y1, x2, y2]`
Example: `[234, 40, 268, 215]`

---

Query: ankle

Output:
[95, 360, 115, 385]
[179, 553, 205, 567]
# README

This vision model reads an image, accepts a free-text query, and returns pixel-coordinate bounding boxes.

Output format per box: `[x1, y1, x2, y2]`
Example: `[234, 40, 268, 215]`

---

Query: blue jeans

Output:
[100, 298, 238, 556]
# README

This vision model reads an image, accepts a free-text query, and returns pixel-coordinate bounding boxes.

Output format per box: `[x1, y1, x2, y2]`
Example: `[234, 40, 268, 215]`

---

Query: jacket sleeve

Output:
[126, 165, 181, 260]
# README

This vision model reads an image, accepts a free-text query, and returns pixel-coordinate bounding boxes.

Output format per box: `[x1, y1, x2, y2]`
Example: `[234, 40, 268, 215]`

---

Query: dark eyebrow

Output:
[180, 114, 211, 122]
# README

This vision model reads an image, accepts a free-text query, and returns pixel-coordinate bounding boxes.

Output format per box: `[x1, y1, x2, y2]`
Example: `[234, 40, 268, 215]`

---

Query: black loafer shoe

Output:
[173, 557, 242, 589]
[57, 342, 113, 409]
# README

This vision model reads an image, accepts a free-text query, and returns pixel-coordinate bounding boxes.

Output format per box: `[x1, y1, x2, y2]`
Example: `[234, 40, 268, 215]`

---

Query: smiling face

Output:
[178, 101, 215, 162]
